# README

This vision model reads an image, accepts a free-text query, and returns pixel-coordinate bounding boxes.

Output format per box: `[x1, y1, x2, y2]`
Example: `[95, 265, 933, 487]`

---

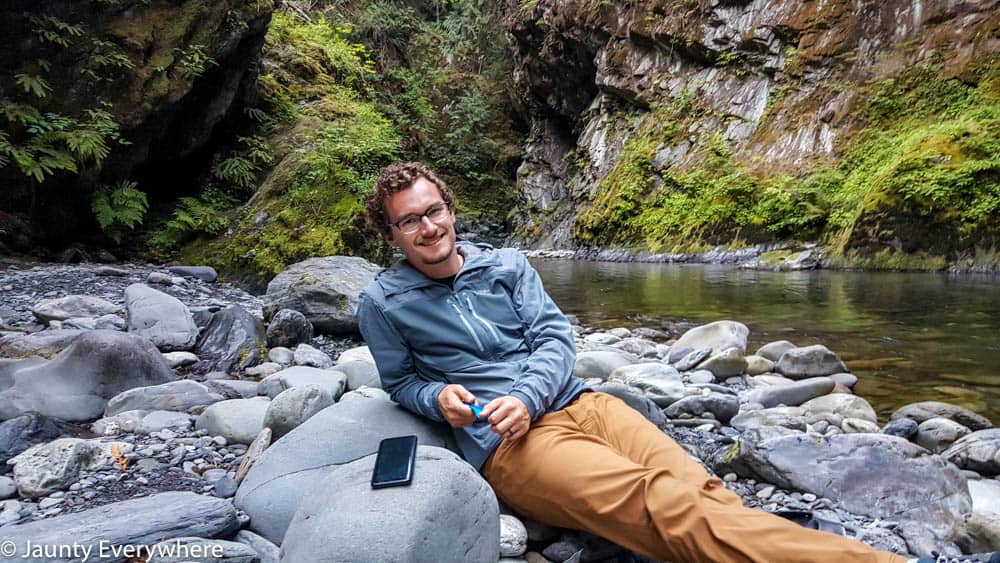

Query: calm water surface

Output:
[531, 259, 1000, 421]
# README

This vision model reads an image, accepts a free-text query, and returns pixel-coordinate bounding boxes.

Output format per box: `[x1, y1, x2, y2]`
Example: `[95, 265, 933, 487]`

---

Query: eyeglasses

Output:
[388, 202, 452, 234]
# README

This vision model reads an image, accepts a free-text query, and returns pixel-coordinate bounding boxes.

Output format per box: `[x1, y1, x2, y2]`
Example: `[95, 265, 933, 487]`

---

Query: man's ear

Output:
[385, 232, 397, 248]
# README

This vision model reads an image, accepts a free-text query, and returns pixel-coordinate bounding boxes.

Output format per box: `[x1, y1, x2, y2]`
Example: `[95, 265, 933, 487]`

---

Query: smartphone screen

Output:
[371, 435, 418, 489]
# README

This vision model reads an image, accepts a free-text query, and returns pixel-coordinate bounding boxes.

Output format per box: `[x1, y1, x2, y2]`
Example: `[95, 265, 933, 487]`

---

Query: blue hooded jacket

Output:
[356, 242, 587, 469]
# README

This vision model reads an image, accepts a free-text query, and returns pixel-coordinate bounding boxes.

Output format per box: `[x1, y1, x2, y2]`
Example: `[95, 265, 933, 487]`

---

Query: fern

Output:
[172, 45, 218, 79]
[15, 74, 52, 98]
[150, 196, 229, 249]
[239, 136, 273, 166]
[213, 156, 257, 190]
[91, 180, 148, 243]
[30, 15, 85, 48]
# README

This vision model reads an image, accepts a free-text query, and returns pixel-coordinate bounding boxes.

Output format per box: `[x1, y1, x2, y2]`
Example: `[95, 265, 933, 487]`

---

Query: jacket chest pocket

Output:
[452, 288, 523, 359]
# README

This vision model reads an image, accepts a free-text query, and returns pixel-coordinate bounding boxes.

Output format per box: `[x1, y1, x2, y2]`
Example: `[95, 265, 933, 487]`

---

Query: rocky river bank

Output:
[1, 257, 999, 562]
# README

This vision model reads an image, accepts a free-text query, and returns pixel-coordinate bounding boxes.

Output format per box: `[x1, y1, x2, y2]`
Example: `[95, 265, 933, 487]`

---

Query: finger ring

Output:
[506, 430, 514, 438]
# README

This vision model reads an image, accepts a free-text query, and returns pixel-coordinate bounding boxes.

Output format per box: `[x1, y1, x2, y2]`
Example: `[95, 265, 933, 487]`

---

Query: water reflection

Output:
[532, 259, 1000, 420]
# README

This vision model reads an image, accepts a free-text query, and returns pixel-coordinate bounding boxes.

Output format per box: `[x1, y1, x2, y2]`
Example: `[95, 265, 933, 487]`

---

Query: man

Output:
[356, 161, 985, 563]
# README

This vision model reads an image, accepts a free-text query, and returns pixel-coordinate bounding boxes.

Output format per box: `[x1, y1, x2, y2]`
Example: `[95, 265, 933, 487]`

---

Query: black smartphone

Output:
[371, 435, 418, 489]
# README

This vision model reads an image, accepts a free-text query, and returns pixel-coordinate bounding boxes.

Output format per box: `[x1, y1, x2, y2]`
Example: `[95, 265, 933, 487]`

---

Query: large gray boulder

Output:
[774, 345, 848, 379]
[663, 392, 739, 424]
[125, 284, 199, 351]
[672, 321, 749, 355]
[105, 380, 225, 417]
[196, 398, 270, 445]
[32, 295, 120, 323]
[235, 391, 457, 544]
[0, 492, 238, 562]
[944, 429, 1000, 476]
[8, 438, 108, 497]
[0, 413, 84, 468]
[800, 393, 878, 425]
[263, 384, 336, 439]
[194, 305, 266, 373]
[265, 309, 313, 348]
[0, 331, 173, 421]
[742, 377, 836, 409]
[258, 366, 347, 400]
[263, 256, 381, 335]
[891, 401, 993, 431]
[714, 432, 971, 543]
[280, 446, 499, 563]
[0, 329, 84, 359]
[573, 350, 636, 380]
[755, 340, 796, 362]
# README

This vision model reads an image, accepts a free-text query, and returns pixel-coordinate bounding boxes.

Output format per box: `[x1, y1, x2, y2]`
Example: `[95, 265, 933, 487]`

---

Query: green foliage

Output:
[355, 1, 422, 62]
[211, 136, 274, 192]
[0, 101, 128, 182]
[85, 39, 135, 81]
[150, 194, 231, 250]
[15, 74, 52, 98]
[266, 12, 374, 97]
[433, 92, 498, 173]
[30, 15, 85, 48]
[172, 44, 218, 79]
[91, 180, 148, 243]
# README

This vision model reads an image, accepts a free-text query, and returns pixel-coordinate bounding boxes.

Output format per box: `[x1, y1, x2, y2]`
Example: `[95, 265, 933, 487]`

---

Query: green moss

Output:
[827, 249, 948, 272]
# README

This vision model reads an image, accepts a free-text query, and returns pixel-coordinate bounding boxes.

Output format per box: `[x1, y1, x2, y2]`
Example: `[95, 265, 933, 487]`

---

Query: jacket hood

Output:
[374, 241, 496, 297]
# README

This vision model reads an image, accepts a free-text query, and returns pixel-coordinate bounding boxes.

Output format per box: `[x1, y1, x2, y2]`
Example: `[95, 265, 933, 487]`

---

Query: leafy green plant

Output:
[211, 136, 273, 192]
[30, 15, 85, 48]
[14, 74, 52, 98]
[150, 196, 230, 250]
[91, 180, 148, 243]
[172, 44, 218, 79]
[84, 39, 135, 81]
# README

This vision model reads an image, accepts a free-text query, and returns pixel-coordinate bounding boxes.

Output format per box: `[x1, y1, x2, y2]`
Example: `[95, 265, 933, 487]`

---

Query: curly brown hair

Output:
[366, 162, 454, 238]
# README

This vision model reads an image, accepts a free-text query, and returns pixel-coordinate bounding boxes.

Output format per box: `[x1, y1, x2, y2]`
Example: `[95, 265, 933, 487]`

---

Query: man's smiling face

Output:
[384, 177, 461, 279]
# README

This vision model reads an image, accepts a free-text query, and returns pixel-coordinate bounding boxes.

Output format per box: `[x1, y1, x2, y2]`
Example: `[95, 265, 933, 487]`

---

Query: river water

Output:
[531, 259, 1000, 421]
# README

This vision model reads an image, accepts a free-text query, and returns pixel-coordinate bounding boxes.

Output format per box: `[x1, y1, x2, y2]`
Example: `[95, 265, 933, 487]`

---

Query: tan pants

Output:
[482, 392, 907, 563]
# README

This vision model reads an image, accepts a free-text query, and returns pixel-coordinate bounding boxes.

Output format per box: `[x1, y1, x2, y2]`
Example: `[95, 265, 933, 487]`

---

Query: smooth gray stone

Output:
[609, 362, 679, 382]
[916, 417, 971, 453]
[196, 398, 270, 445]
[265, 309, 313, 348]
[292, 343, 333, 369]
[205, 379, 259, 399]
[125, 284, 198, 351]
[673, 348, 710, 371]
[612, 337, 659, 358]
[95, 266, 129, 277]
[697, 347, 747, 378]
[663, 392, 739, 424]
[800, 393, 877, 425]
[336, 345, 374, 364]
[0, 412, 83, 467]
[500, 514, 528, 557]
[744, 355, 774, 376]
[263, 384, 336, 439]
[268, 347, 294, 365]
[234, 530, 280, 563]
[0, 329, 84, 359]
[891, 401, 993, 431]
[828, 372, 858, 389]
[235, 391, 457, 544]
[9, 438, 106, 497]
[32, 295, 119, 323]
[194, 305, 266, 373]
[714, 432, 971, 543]
[147, 537, 256, 563]
[257, 366, 347, 400]
[883, 417, 919, 439]
[755, 340, 796, 362]
[620, 371, 685, 407]
[213, 476, 238, 498]
[161, 351, 199, 369]
[951, 512, 1000, 555]
[730, 406, 808, 432]
[742, 377, 835, 408]
[336, 360, 381, 390]
[944, 429, 1000, 476]
[0, 492, 238, 563]
[0, 331, 173, 421]
[263, 256, 381, 335]
[105, 380, 224, 416]
[672, 321, 749, 355]
[167, 266, 218, 282]
[280, 447, 498, 563]
[573, 350, 636, 380]
[774, 345, 848, 379]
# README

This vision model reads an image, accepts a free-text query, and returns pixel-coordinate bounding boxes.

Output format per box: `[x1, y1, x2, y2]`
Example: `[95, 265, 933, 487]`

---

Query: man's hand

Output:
[481, 396, 530, 442]
[437, 384, 478, 428]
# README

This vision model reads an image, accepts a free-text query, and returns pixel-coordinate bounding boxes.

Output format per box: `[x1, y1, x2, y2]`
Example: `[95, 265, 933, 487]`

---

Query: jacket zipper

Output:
[464, 294, 501, 346]
[449, 297, 486, 353]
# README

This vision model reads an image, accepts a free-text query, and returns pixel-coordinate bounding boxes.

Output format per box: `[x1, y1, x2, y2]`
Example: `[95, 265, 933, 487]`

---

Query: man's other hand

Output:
[437, 384, 478, 428]
[481, 396, 530, 442]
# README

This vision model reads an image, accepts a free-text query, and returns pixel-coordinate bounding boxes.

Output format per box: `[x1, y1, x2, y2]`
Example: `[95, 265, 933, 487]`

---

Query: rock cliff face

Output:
[0, 0, 273, 249]
[503, 0, 999, 258]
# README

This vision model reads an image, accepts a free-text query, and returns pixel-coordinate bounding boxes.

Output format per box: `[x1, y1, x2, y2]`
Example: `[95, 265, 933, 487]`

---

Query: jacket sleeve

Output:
[356, 292, 446, 423]
[506, 253, 577, 421]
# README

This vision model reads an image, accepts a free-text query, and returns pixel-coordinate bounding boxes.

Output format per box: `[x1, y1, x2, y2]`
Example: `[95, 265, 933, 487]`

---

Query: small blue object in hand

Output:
[465, 401, 484, 420]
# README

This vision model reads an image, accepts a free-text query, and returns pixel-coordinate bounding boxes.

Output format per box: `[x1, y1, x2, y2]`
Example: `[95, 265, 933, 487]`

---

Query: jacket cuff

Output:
[424, 381, 448, 421]
[509, 389, 539, 421]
